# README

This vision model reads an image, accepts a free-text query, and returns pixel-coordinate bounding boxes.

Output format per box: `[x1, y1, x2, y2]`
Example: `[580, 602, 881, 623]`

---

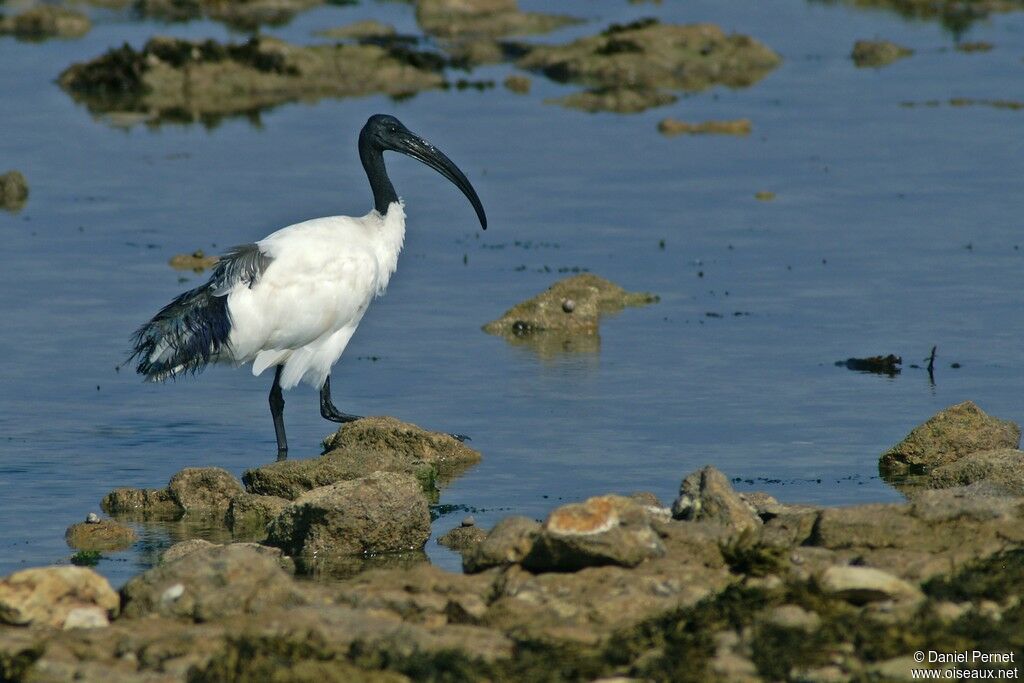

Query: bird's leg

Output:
[320, 375, 471, 442]
[319, 376, 363, 424]
[269, 365, 288, 461]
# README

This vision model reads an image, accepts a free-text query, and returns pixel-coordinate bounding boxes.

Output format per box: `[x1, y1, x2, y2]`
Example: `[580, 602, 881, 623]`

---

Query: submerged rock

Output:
[879, 400, 1020, 475]
[59, 36, 447, 126]
[555, 87, 678, 114]
[314, 20, 397, 40]
[0, 567, 118, 628]
[517, 18, 781, 113]
[832, 0, 1024, 30]
[65, 519, 135, 552]
[169, 250, 219, 272]
[0, 171, 28, 212]
[658, 117, 752, 136]
[0, 6, 90, 40]
[265, 472, 432, 568]
[483, 273, 657, 346]
[851, 39, 913, 68]
[415, 0, 578, 38]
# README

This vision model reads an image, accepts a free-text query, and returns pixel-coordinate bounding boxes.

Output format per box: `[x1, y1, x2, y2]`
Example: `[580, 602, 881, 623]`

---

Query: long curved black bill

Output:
[396, 133, 488, 230]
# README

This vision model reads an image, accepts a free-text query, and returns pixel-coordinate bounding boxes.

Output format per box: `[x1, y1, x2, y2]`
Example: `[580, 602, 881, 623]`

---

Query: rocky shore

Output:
[2, 402, 1023, 681]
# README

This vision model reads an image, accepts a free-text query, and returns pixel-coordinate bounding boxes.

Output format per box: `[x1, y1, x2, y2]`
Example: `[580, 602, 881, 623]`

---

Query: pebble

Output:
[461, 516, 476, 527]
[85, 513, 100, 524]
[562, 299, 575, 313]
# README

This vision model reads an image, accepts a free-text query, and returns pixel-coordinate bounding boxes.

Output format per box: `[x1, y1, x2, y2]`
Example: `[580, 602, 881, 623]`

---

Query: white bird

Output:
[130, 114, 487, 460]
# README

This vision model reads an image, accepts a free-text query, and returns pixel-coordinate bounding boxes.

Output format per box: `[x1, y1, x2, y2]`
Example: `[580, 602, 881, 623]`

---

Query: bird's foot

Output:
[276, 447, 288, 462]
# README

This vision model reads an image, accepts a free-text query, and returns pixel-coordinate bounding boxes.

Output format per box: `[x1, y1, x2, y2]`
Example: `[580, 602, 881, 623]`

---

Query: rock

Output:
[122, 544, 306, 621]
[244, 451, 438, 501]
[907, 482, 1024, 521]
[62, 607, 110, 629]
[523, 495, 665, 571]
[923, 448, 1024, 495]
[819, 565, 922, 604]
[765, 604, 821, 632]
[265, 472, 432, 565]
[321, 416, 481, 481]
[851, 39, 913, 68]
[879, 401, 1020, 475]
[672, 466, 761, 534]
[658, 118, 752, 136]
[166, 467, 243, 513]
[0, 567, 118, 628]
[552, 87, 678, 114]
[415, 0, 578, 38]
[0, 7, 90, 39]
[835, 353, 901, 374]
[100, 487, 181, 518]
[226, 492, 290, 536]
[517, 19, 781, 113]
[59, 36, 447, 127]
[85, 513, 100, 524]
[136, 0, 322, 30]
[64, 519, 135, 551]
[169, 250, 219, 272]
[314, 20, 397, 39]
[438, 524, 487, 552]
[503, 74, 531, 93]
[754, 190, 776, 201]
[483, 273, 658, 343]
[0, 171, 29, 212]
[161, 538, 217, 564]
[463, 516, 540, 573]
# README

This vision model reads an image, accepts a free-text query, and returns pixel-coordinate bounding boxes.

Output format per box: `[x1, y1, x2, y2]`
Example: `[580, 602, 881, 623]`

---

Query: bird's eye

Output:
[388, 125, 398, 133]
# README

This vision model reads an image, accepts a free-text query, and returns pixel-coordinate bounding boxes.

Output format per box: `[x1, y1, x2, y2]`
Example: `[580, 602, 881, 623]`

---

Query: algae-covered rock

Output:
[59, 36, 446, 126]
[658, 117, 753, 136]
[924, 448, 1024, 495]
[226, 492, 290, 536]
[314, 20, 396, 40]
[437, 521, 487, 553]
[168, 467, 244, 513]
[832, 0, 1024, 30]
[122, 544, 305, 621]
[0, 171, 28, 212]
[0, 567, 119, 628]
[484, 273, 657, 346]
[415, 0, 578, 38]
[553, 87, 678, 113]
[851, 39, 913, 67]
[100, 486, 181, 518]
[517, 18, 781, 113]
[65, 519, 135, 552]
[523, 495, 665, 572]
[0, 6, 90, 40]
[136, 0, 323, 31]
[879, 401, 1020, 475]
[463, 516, 540, 573]
[265, 472, 432, 566]
[672, 465, 762, 534]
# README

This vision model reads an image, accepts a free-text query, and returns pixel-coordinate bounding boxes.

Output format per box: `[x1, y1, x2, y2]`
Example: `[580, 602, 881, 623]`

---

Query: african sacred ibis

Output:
[130, 114, 487, 461]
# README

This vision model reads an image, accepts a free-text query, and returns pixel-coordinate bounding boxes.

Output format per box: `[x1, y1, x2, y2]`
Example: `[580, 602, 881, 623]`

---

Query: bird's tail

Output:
[129, 284, 231, 382]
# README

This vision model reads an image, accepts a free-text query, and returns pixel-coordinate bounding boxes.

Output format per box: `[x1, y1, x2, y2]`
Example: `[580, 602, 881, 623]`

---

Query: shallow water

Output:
[1, 0, 1023, 585]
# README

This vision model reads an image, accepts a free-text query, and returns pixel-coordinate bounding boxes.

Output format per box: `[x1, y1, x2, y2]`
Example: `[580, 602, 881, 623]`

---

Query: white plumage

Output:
[229, 202, 406, 389]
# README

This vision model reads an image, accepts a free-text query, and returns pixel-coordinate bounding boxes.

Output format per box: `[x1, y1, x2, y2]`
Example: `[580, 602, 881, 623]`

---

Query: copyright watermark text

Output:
[911, 651, 1018, 679]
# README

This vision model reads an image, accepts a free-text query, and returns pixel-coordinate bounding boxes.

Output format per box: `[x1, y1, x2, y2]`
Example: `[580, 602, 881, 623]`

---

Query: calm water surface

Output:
[1, 0, 1022, 584]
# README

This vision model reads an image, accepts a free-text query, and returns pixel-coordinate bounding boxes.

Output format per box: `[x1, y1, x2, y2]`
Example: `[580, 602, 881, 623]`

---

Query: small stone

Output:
[765, 604, 821, 632]
[561, 298, 575, 313]
[754, 191, 776, 201]
[62, 606, 109, 629]
[438, 524, 488, 553]
[461, 516, 476, 527]
[672, 466, 761, 534]
[0, 170, 29, 212]
[819, 565, 922, 605]
[851, 39, 913, 68]
[504, 74, 531, 93]
[464, 516, 541, 573]
[85, 513, 100, 524]
[161, 583, 185, 603]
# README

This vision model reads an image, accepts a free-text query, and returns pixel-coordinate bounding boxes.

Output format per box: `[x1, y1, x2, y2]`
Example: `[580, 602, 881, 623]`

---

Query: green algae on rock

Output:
[517, 18, 781, 113]
[880, 400, 1021, 476]
[0, 171, 28, 212]
[0, 6, 90, 40]
[415, 0, 579, 38]
[484, 273, 657, 335]
[135, 0, 324, 31]
[851, 39, 913, 67]
[64, 519, 135, 552]
[58, 36, 447, 126]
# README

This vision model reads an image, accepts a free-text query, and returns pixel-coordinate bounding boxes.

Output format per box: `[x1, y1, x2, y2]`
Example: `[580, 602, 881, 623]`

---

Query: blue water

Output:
[1, 0, 1023, 585]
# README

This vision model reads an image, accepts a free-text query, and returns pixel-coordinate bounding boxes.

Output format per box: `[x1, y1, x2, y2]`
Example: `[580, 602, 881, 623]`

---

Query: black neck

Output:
[358, 130, 398, 215]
